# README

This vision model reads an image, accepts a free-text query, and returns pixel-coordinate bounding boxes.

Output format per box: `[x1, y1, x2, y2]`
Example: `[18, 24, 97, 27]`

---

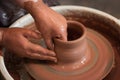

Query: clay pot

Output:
[22, 19, 114, 80]
[54, 20, 89, 66]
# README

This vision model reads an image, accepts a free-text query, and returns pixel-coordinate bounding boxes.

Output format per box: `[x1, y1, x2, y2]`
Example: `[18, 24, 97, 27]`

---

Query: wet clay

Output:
[65, 15, 120, 80]
[23, 20, 114, 80]
[51, 20, 91, 72]
[4, 18, 113, 80]
[4, 9, 120, 80]
[4, 17, 118, 80]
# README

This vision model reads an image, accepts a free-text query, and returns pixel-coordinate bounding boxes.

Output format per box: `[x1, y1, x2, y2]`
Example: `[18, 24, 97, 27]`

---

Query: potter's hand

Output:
[15, 0, 67, 50]
[0, 28, 57, 62]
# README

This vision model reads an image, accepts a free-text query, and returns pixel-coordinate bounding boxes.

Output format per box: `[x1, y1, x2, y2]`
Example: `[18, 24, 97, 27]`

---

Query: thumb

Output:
[44, 36, 54, 50]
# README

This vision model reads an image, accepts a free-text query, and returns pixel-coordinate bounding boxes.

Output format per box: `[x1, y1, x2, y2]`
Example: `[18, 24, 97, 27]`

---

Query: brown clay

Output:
[4, 20, 115, 80]
[65, 15, 120, 80]
[24, 20, 114, 80]
[51, 20, 91, 71]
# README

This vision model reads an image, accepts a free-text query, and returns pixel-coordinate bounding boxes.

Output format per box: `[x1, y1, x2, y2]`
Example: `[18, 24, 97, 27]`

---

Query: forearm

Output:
[24, 0, 48, 20]
[14, 0, 47, 21]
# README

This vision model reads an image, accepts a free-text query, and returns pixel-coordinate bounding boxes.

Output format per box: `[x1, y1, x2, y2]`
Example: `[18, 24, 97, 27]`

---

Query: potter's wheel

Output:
[24, 27, 114, 80]
[3, 6, 120, 80]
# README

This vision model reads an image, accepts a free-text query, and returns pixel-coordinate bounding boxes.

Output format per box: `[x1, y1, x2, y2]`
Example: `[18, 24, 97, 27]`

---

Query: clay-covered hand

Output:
[0, 28, 57, 62]
[23, 0, 67, 50]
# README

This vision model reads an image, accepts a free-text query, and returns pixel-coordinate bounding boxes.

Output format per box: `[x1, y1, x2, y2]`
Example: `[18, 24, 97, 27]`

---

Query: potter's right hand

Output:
[14, 0, 67, 50]
[0, 28, 57, 62]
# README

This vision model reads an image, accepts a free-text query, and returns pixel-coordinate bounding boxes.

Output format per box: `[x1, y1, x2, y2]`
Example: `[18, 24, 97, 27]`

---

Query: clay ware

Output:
[54, 20, 89, 68]
[24, 20, 114, 80]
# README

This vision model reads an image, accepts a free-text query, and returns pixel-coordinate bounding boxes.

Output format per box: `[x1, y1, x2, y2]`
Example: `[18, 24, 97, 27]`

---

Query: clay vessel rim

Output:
[54, 20, 87, 44]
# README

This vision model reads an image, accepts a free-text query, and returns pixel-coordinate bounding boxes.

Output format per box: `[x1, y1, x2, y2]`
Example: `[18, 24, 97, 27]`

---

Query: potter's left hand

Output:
[15, 0, 67, 50]
[0, 28, 57, 61]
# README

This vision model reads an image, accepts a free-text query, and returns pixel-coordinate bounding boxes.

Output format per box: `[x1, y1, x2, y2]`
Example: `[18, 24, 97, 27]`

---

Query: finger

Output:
[59, 32, 67, 41]
[44, 36, 54, 50]
[24, 30, 41, 39]
[34, 30, 41, 35]
[51, 26, 67, 41]
[26, 53, 57, 62]
[54, 34, 67, 41]
[28, 42, 56, 56]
